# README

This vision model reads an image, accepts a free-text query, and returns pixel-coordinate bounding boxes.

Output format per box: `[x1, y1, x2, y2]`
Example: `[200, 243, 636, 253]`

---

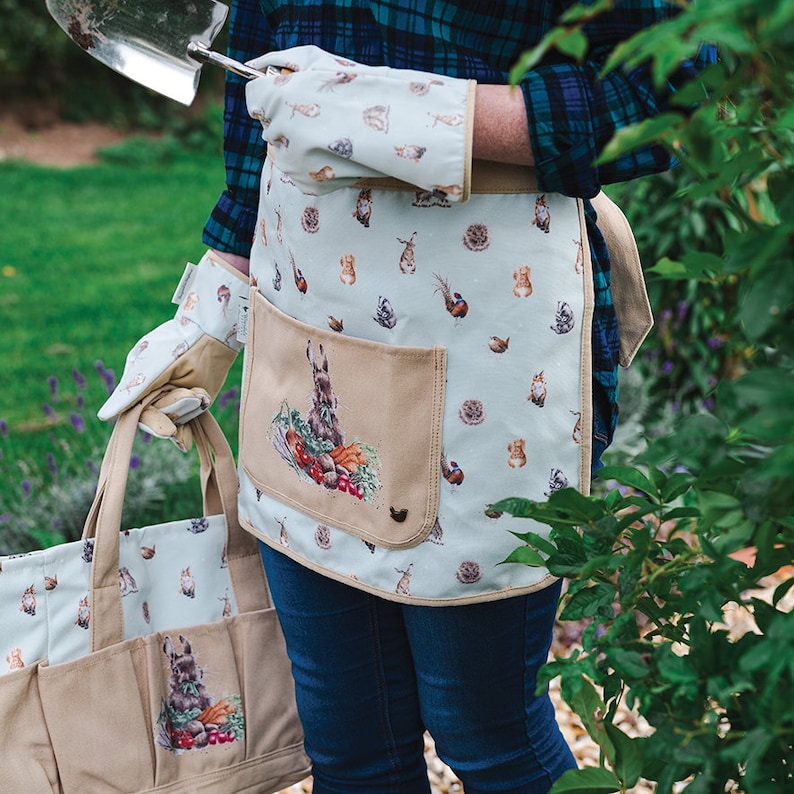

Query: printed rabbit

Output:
[163, 634, 212, 713]
[306, 341, 345, 447]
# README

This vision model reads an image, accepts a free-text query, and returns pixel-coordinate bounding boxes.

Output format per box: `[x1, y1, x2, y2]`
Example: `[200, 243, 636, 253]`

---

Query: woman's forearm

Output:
[472, 84, 534, 166]
[212, 250, 251, 277]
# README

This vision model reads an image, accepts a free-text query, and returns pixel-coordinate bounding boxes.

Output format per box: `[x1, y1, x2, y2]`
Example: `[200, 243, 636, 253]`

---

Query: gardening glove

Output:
[245, 45, 476, 201]
[98, 250, 249, 451]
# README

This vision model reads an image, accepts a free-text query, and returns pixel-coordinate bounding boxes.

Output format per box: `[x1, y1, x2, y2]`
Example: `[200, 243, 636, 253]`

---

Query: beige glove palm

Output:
[98, 250, 249, 450]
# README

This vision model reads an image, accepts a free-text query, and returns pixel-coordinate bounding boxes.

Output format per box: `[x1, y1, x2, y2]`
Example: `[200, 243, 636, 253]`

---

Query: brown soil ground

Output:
[0, 111, 130, 166]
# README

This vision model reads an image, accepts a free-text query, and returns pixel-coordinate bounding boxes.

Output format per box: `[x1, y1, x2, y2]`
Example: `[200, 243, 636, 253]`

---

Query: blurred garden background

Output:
[1, 1, 792, 792]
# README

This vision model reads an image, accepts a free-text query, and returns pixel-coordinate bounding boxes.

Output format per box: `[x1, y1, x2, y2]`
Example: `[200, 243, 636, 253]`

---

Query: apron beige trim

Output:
[577, 198, 595, 495]
[591, 192, 653, 367]
[460, 79, 477, 203]
[353, 158, 540, 194]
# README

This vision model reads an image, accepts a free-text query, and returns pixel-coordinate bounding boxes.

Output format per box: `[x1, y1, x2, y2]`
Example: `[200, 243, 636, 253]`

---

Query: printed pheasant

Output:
[433, 273, 468, 319]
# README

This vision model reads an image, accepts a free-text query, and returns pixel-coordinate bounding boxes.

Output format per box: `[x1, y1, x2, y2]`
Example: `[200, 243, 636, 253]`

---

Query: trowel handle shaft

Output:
[187, 41, 271, 80]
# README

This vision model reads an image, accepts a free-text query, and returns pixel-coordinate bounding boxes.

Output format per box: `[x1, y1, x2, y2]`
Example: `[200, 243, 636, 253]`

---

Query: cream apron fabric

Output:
[237, 157, 593, 604]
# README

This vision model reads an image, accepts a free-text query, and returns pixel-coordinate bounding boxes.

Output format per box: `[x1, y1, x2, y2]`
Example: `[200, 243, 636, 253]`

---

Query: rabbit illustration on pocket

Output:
[163, 634, 212, 714]
[306, 341, 345, 448]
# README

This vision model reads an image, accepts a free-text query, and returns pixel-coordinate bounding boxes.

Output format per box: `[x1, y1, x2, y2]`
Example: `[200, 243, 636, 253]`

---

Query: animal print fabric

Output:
[238, 156, 593, 604]
[0, 513, 236, 674]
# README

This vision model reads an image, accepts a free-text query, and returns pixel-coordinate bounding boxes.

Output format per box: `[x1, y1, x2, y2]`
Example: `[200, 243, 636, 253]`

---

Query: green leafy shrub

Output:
[504, 0, 794, 791]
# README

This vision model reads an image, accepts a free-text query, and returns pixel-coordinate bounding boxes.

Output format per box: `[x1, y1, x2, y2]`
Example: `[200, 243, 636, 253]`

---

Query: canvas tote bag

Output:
[0, 395, 310, 792]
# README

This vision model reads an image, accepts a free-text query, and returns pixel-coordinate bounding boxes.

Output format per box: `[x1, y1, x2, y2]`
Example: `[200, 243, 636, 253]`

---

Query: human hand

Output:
[245, 45, 476, 200]
[98, 250, 249, 450]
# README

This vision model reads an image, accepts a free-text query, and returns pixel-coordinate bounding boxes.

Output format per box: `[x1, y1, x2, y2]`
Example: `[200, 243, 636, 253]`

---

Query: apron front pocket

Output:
[240, 290, 447, 549]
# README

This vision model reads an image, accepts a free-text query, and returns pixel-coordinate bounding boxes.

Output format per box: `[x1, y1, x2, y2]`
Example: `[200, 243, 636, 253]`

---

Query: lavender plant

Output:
[0, 366, 240, 556]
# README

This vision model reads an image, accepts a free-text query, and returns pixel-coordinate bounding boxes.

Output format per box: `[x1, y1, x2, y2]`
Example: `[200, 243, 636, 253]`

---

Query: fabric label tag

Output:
[172, 262, 198, 305]
[236, 295, 250, 344]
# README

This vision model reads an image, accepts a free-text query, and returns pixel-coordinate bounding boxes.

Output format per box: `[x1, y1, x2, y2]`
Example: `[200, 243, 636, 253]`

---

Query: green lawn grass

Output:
[1, 154, 227, 428]
[0, 145, 243, 552]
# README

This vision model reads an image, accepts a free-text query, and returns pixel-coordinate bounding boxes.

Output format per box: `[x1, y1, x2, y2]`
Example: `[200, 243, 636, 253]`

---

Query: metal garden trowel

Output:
[46, 0, 267, 105]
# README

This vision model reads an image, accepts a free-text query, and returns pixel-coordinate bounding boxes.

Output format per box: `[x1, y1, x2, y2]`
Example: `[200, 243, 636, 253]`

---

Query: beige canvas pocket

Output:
[240, 290, 447, 549]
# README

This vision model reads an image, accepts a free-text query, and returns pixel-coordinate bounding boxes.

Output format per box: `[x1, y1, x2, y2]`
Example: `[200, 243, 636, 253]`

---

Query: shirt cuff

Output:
[521, 66, 600, 199]
[202, 189, 258, 257]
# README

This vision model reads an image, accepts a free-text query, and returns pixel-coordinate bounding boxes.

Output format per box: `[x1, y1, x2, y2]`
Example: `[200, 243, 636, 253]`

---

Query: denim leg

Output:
[403, 579, 577, 794]
[259, 543, 431, 794]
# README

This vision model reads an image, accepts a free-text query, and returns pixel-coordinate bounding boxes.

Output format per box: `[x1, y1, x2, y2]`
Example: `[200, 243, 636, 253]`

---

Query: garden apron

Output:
[237, 156, 593, 604]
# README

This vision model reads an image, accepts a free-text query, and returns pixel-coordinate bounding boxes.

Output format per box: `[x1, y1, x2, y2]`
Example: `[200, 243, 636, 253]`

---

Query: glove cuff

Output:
[246, 55, 476, 202]
[173, 250, 250, 353]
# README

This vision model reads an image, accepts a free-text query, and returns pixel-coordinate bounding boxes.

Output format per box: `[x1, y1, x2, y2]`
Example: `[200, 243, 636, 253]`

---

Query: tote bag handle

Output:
[82, 392, 269, 652]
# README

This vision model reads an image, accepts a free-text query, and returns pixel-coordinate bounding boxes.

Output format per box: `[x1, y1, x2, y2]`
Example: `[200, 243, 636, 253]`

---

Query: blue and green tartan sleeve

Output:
[201, 0, 272, 256]
[522, 1, 716, 198]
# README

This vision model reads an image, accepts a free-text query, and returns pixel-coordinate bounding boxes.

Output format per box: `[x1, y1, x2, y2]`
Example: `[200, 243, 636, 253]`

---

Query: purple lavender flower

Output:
[707, 337, 724, 350]
[703, 398, 715, 411]
[72, 368, 87, 390]
[42, 403, 56, 419]
[130, 455, 141, 470]
[676, 300, 689, 322]
[48, 375, 59, 400]
[0, 513, 9, 523]
[95, 360, 117, 393]
[0, 418, 7, 437]
[662, 361, 674, 374]
[22, 480, 31, 497]
[218, 387, 239, 410]
[47, 453, 57, 478]
[86, 460, 99, 477]
[77, 394, 85, 410]
[70, 413, 85, 433]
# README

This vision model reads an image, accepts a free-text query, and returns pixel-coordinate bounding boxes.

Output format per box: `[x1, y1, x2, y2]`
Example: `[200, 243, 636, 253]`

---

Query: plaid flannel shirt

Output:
[203, 0, 713, 467]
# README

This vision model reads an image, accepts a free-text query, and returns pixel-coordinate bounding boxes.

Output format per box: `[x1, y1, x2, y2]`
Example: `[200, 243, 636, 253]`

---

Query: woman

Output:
[101, 2, 711, 790]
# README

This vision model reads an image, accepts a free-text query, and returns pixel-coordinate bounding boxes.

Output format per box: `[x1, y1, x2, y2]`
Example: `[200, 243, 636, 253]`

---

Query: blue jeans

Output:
[260, 543, 576, 793]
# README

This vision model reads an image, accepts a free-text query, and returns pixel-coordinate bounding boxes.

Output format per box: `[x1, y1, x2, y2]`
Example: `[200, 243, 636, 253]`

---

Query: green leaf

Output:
[646, 254, 685, 277]
[510, 529, 558, 557]
[604, 723, 645, 788]
[598, 465, 657, 497]
[488, 496, 539, 519]
[560, 583, 616, 620]
[501, 545, 547, 568]
[657, 645, 698, 685]
[549, 766, 621, 794]
[562, 676, 614, 758]
[660, 506, 701, 522]
[508, 28, 565, 83]
[556, 28, 589, 61]
[547, 487, 607, 522]
[595, 113, 684, 165]
[605, 647, 651, 680]
[773, 577, 794, 607]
